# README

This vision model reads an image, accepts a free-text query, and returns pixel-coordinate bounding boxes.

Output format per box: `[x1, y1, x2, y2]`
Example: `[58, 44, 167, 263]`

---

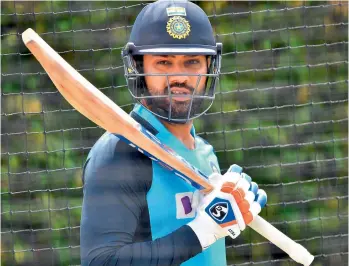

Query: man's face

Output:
[142, 54, 208, 120]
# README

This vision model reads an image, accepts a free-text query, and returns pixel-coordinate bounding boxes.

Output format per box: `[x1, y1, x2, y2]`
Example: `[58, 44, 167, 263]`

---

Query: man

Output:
[80, 1, 266, 265]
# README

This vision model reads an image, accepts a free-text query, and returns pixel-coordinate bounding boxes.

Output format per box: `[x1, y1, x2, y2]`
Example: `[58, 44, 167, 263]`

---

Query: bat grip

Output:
[248, 216, 314, 266]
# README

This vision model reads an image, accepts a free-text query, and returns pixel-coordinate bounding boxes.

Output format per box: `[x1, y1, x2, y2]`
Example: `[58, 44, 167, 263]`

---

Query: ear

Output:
[207, 56, 211, 65]
[132, 55, 144, 72]
[206, 56, 212, 71]
[205, 56, 212, 73]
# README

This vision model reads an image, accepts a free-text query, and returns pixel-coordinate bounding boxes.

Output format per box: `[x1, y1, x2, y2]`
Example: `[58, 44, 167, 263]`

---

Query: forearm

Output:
[82, 225, 202, 266]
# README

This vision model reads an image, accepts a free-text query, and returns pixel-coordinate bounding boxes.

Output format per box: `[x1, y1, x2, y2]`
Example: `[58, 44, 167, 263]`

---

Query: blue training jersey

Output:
[80, 104, 226, 266]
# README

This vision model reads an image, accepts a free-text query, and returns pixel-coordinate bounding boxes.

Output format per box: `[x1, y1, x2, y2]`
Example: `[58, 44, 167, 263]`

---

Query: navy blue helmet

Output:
[122, 0, 222, 123]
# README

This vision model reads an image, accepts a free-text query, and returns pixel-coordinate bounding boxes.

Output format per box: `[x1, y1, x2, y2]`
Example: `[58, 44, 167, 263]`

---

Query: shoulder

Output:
[87, 132, 148, 166]
[195, 135, 221, 173]
[86, 132, 120, 164]
[83, 132, 153, 189]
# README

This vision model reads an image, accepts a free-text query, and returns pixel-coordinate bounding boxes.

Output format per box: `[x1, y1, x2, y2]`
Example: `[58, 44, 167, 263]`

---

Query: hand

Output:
[187, 165, 267, 249]
[209, 164, 267, 225]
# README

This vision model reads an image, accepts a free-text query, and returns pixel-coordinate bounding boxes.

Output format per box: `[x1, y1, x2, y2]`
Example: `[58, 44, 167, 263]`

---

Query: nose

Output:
[167, 62, 189, 85]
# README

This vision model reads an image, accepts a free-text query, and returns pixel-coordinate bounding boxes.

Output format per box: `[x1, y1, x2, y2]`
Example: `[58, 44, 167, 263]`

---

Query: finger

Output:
[222, 171, 241, 185]
[221, 182, 246, 203]
[255, 189, 267, 208]
[221, 182, 236, 194]
[231, 188, 245, 203]
[238, 190, 255, 213]
[227, 164, 243, 174]
[238, 199, 250, 213]
[220, 171, 242, 193]
[231, 178, 250, 202]
[245, 190, 255, 206]
[243, 212, 253, 224]
[241, 173, 252, 183]
[236, 177, 250, 192]
[243, 190, 267, 222]
[249, 182, 258, 195]
[243, 202, 262, 224]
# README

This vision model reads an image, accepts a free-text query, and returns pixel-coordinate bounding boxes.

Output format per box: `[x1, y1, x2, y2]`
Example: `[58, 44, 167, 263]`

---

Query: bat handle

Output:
[248, 216, 314, 266]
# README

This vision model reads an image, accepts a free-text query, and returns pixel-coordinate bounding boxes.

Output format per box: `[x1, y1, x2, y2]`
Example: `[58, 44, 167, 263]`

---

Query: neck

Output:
[161, 120, 195, 150]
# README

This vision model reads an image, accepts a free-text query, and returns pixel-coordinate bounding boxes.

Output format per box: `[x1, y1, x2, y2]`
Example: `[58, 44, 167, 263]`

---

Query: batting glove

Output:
[187, 165, 267, 249]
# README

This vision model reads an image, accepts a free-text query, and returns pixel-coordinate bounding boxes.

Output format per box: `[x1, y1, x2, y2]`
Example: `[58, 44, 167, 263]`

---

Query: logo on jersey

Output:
[166, 16, 190, 39]
[175, 192, 196, 219]
[209, 202, 228, 222]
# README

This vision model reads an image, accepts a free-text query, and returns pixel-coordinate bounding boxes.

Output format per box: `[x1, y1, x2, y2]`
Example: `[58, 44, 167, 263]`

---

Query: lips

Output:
[169, 88, 191, 102]
[170, 88, 191, 95]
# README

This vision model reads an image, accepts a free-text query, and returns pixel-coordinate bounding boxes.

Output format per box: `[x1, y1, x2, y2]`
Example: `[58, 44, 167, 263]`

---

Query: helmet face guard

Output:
[122, 42, 222, 124]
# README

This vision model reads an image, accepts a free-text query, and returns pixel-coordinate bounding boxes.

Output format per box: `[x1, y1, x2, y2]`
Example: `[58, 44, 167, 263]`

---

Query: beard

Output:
[144, 82, 206, 122]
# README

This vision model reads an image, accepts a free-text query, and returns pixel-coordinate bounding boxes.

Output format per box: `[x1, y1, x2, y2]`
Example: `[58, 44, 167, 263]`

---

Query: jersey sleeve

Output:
[80, 133, 202, 266]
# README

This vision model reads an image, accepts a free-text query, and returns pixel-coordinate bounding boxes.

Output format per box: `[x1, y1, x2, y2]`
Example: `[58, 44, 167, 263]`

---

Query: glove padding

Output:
[188, 164, 267, 249]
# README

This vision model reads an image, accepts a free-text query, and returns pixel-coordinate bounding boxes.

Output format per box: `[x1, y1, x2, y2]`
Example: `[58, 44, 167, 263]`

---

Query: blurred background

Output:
[1, 1, 348, 265]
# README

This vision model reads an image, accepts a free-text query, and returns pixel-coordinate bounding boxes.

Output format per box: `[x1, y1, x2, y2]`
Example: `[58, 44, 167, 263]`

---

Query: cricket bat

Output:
[22, 28, 314, 266]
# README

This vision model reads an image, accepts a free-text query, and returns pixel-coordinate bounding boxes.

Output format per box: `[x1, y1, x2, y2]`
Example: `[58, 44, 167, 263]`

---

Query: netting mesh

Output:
[1, 1, 348, 266]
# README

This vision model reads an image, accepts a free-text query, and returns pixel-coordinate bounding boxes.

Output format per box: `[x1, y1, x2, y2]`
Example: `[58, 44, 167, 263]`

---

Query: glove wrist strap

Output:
[187, 219, 218, 250]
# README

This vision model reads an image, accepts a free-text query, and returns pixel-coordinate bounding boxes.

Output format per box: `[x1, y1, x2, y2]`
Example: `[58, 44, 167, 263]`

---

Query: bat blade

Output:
[22, 28, 314, 266]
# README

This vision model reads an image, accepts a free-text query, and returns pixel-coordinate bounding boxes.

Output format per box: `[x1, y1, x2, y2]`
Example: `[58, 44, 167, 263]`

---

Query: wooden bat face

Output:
[22, 28, 213, 193]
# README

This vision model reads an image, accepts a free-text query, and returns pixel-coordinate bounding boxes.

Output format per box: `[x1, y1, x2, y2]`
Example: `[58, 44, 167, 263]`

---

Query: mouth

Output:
[170, 88, 191, 102]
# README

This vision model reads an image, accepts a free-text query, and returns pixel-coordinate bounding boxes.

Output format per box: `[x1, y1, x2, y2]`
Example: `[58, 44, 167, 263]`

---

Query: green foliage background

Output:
[1, 1, 348, 266]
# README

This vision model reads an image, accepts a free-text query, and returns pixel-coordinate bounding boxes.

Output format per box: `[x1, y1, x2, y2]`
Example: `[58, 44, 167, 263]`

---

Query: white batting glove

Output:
[188, 165, 267, 250]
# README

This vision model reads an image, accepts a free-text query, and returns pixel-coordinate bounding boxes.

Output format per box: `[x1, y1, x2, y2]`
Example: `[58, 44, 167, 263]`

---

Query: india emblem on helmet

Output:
[166, 16, 191, 39]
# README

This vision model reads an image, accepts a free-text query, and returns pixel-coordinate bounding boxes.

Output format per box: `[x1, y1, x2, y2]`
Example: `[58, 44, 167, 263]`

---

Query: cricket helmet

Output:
[122, 0, 222, 123]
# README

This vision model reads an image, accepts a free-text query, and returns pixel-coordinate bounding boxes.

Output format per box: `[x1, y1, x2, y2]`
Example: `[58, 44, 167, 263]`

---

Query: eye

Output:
[157, 60, 172, 66]
[185, 59, 201, 67]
